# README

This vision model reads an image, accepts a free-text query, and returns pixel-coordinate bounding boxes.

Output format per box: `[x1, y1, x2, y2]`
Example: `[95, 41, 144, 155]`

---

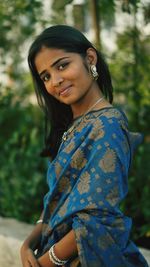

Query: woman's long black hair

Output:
[28, 25, 113, 159]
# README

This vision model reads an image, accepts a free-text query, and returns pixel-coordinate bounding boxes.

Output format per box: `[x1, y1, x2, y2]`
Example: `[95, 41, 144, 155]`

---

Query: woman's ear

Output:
[86, 48, 97, 65]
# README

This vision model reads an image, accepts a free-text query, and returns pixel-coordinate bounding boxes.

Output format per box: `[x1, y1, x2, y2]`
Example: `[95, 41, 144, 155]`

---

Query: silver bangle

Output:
[36, 219, 43, 224]
[49, 244, 68, 266]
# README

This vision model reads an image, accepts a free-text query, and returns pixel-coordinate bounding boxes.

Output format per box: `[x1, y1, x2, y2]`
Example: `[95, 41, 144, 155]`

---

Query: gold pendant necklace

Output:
[62, 96, 104, 142]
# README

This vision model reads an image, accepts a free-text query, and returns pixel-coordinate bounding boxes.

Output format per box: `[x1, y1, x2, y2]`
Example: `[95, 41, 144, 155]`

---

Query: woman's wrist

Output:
[38, 230, 77, 267]
[52, 230, 77, 260]
[48, 244, 68, 265]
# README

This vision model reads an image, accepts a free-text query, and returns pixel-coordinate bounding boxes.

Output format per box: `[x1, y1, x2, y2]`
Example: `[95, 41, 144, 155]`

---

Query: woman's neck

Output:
[71, 85, 104, 118]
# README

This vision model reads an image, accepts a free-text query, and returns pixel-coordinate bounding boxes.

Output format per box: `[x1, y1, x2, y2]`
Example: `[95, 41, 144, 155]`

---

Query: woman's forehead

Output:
[34, 47, 81, 72]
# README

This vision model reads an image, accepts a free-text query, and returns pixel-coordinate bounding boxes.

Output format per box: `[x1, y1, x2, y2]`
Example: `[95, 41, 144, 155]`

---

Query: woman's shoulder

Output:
[90, 107, 143, 152]
[98, 106, 127, 120]
[88, 106, 128, 129]
[81, 107, 128, 143]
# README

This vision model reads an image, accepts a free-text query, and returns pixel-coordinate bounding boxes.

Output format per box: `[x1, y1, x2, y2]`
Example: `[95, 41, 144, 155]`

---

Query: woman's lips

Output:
[59, 85, 72, 96]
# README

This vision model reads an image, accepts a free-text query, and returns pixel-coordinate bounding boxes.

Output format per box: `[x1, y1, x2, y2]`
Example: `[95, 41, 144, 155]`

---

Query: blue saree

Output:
[39, 107, 148, 267]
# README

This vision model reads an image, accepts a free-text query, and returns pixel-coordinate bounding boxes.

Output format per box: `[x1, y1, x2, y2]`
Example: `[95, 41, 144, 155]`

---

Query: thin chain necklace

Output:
[62, 96, 104, 142]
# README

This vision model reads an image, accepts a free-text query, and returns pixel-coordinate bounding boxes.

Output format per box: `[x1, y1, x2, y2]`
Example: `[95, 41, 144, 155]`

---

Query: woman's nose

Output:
[51, 73, 64, 87]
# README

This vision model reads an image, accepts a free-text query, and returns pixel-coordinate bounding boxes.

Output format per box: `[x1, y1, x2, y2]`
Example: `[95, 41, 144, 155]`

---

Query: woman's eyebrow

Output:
[39, 56, 69, 77]
[51, 56, 69, 68]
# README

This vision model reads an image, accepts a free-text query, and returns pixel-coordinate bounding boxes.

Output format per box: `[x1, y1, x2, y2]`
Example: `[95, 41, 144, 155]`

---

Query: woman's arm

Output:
[38, 229, 78, 267]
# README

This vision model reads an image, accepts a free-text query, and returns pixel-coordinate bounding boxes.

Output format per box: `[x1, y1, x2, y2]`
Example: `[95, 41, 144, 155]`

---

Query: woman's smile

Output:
[59, 84, 73, 97]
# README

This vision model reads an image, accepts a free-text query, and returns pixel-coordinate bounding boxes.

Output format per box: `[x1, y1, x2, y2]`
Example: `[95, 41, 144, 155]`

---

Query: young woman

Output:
[20, 25, 148, 267]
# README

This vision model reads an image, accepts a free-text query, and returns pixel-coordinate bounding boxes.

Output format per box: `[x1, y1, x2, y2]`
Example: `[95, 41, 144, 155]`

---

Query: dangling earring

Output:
[90, 65, 99, 80]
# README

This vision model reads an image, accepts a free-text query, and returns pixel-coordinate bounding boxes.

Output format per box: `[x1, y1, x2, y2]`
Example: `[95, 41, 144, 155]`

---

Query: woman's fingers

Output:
[21, 247, 41, 267]
[28, 251, 41, 267]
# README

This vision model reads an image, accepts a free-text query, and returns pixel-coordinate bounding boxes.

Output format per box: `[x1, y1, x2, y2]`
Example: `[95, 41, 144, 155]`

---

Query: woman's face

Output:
[34, 46, 98, 108]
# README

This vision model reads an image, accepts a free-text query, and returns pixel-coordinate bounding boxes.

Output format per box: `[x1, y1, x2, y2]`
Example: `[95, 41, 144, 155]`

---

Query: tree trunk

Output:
[132, 5, 141, 124]
[89, 0, 101, 48]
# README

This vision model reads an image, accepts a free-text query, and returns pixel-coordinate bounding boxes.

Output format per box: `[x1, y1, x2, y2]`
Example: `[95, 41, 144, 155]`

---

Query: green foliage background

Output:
[0, 0, 150, 247]
[0, 87, 47, 221]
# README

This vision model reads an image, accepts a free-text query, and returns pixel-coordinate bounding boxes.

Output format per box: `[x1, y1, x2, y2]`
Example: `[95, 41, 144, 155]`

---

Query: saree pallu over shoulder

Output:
[40, 108, 148, 267]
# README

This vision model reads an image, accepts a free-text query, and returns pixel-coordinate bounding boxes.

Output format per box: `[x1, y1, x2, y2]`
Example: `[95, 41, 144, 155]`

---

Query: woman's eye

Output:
[42, 73, 50, 82]
[58, 62, 69, 70]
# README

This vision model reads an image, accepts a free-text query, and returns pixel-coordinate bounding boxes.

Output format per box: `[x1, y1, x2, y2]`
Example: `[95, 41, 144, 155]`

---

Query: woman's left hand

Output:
[20, 245, 41, 267]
